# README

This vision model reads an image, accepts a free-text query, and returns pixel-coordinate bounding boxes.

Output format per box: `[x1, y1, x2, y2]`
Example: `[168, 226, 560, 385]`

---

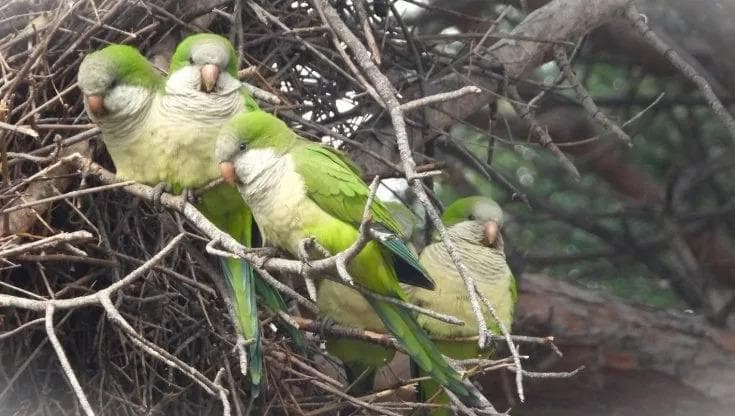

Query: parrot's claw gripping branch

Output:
[297, 238, 320, 300]
[151, 182, 170, 211]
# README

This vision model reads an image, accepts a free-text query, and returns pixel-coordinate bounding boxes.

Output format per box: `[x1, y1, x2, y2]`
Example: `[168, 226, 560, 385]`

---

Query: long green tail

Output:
[198, 186, 263, 394]
[415, 340, 494, 415]
[253, 277, 305, 352]
[365, 298, 470, 400]
[220, 257, 262, 393]
[416, 363, 452, 416]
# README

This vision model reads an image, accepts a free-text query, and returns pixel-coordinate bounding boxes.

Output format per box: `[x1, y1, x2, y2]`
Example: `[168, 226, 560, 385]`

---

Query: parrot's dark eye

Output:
[468, 214, 476, 220]
[189, 57, 194, 64]
[238, 143, 247, 151]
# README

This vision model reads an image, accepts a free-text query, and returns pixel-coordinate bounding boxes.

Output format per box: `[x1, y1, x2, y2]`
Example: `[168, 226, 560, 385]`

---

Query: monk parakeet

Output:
[215, 110, 491, 405]
[408, 196, 517, 414]
[77, 38, 292, 394]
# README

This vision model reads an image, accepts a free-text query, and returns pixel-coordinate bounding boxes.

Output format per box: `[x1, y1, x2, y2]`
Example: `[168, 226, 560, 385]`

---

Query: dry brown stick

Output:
[354, 0, 380, 64]
[45, 304, 95, 416]
[0, 317, 45, 340]
[100, 294, 225, 397]
[553, 46, 632, 146]
[0, 233, 185, 310]
[507, 84, 580, 180]
[508, 366, 584, 379]
[0, 230, 93, 259]
[624, 2, 735, 144]
[400, 86, 483, 112]
[267, 349, 344, 389]
[478, 290, 524, 402]
[309, 378, 404, 416]
[0, 120, 38, 137]
[1, 181, 136, 215]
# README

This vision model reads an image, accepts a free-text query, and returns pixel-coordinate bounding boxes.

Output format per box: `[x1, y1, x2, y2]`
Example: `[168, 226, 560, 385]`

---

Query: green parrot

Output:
[214, 110, 491, 406]
[408, 196, 517, 415]
[77, 37, 295, 394]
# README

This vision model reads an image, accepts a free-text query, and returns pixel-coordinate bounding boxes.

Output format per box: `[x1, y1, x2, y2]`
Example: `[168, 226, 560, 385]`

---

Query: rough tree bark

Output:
[517, 273, 735, 402]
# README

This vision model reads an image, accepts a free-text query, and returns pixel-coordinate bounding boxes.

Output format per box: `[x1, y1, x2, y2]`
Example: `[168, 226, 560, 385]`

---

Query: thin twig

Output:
[625, 2, 735, 144]
[507, 84, 580, 180]
[0, 230, 94, 259]
[46, 304, 95, 416]
[554, 46, 632, 146]
[400, 86, 483, 112]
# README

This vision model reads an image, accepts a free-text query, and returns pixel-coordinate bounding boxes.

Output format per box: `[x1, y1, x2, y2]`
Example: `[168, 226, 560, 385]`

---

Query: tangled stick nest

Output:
[0, 1, 604, 414]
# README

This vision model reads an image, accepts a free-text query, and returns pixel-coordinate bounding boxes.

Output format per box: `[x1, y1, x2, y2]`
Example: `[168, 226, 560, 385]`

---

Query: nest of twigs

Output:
[0, 1, 548, 414]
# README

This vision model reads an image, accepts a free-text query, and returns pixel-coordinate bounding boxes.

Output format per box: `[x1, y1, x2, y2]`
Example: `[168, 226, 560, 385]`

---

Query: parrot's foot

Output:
[479, 329, 498, 350]
[253, 246, 284, 269]
[297, 237, 316, 267]
[316, 316, 336, 339]
[299, 237, 330, 259]
[304, 277, 318, 301]
[151, 182, 170, 211]
[178, 188, 195, 212]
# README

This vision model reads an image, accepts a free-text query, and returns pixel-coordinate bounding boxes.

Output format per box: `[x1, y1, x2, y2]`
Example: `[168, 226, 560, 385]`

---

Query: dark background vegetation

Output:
[1, 0, 734, 415]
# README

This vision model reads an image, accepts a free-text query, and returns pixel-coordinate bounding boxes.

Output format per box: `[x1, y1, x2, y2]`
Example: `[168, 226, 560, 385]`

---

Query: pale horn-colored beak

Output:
[483, 220, 500, 246]
[219, 161, 238, 185]
[85, 94, 106, 116]
[200, 64, 220, 92]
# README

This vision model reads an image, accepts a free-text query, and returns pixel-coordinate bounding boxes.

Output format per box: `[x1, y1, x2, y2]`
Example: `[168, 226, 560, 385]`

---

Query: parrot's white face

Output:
[446, 200, 505, 249]
[169, 40, 239, 95]
[166, 64, 241, 97]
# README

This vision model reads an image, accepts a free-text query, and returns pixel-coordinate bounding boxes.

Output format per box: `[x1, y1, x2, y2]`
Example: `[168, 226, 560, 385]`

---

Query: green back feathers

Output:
[169, 33, 239, 76]
[78, 44, 163, 94]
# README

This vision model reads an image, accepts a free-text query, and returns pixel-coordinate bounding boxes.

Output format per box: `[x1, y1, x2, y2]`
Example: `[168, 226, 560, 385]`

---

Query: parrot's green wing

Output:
[293, 143, 434, 290]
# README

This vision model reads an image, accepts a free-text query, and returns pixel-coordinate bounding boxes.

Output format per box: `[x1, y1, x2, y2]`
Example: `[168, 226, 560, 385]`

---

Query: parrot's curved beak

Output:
[200, 64, 220, 93]
[219, 161, 238, 185]
[85, 94, 106, 116]
[482, 220, 500, 246]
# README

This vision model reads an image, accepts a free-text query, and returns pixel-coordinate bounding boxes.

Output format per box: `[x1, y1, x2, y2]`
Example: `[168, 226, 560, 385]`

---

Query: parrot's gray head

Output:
[78, 52, 121, 119]
[170, 34, 238, 93]
[78, 55, 116, 96]
[190, 40, 231, 71]
[442, 197, 505, 249]
[216, 110, 295, 186]
[78, 45, 159, 121]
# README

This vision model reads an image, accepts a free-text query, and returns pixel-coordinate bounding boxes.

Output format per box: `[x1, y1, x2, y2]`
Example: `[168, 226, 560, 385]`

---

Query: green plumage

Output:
[409, 196, 518, 415]
[316, 279, 392, 393]
[78, 38, 295, 395]
[216, 110, 480, 402]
